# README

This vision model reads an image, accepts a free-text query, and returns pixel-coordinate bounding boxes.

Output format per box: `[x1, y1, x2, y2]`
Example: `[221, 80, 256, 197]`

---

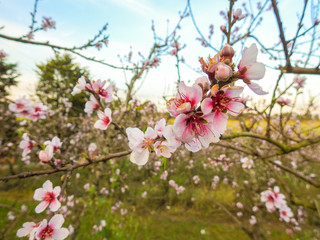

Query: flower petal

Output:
[49, 199, 61, 212]
[49, 214, 64, 229]
[42, 180, 53, 192]
[213, 110, 228, 134]
[246, 62, 266, 80]
[247, 82, 268, 95]
[227, 102, 244, 116]
[33, 188, 47, 201]
[130, 149, 149, 166]
[35, 201, 49, 213]
[52, 228, 69, 240]
[201, 98, 214, 115]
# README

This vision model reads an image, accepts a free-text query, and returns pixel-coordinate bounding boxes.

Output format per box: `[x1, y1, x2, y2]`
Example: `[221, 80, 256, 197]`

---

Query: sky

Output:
[0, 0, 319, 110]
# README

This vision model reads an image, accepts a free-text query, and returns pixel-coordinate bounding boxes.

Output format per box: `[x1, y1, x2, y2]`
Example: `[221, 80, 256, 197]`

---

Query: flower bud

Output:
[39, 150, 51, 162]
[215, 62, 233, 81]
[221, 44, 235, 59]
[220, 25, 226, 32]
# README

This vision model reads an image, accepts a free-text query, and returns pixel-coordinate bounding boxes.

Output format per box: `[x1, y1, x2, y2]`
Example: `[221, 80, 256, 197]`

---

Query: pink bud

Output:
[0, 51, 6, 58]
[220, 25, 226, 32]
[39, 150, 51, 162]
[221, 44, 235, 59]
[215, 62, 233, 81]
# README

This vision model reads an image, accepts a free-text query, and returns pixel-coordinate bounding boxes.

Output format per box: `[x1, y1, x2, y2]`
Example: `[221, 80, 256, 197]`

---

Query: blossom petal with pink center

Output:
[16, 222, 37, 237]
[173, 114, 194, 142]
[49, 214, 64, 229]
[226, 102, 244, 116]
[130, 149, 149, 166]
[201, 98, 214, 115]
[52, 228, 69, 240]
[35, 201, 50, 213]
[213, 110, 228, 134]
[248, 82, 268, 95]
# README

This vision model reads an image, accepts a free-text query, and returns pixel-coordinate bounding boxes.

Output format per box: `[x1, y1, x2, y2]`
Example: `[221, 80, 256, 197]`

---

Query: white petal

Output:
[49, 199, 61, 212]
[42, 180, 53, 192]
[33, 188, 47, 201]
[94, 120, 107, 130]
[35, 201, 49, 213]
[53, 186, 61, 196]
[130, 149, 149, 166]
[246, 62, 266, 80]
[49, 214, 64, 229]
[52, 228, 69, 240]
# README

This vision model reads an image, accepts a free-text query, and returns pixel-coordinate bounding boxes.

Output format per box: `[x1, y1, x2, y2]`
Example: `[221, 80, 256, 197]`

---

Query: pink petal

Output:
[213, 110, 228, 134]
[49, 199, 61, 212]
[35, 201, 49, 213]
[43, 180, 53, 192]
[247, 82, 268, 95]
[52, 228, 69, 240]
[227, 102, 244, 116]
[201, 98, 214, 115]
[49, 214, 64, 229]
[33, 188, 47, 201]
[130, 149, 149, 166]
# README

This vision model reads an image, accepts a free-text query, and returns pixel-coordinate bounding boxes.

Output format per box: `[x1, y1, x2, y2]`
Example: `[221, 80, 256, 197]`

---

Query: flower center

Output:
[43, 192, 55, 203]
[39, 226, 53, 239]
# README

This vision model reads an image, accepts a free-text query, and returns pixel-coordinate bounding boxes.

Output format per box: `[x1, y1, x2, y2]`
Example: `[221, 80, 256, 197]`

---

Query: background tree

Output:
[36, 53, 89, 115]
[0, 53, 20, 98]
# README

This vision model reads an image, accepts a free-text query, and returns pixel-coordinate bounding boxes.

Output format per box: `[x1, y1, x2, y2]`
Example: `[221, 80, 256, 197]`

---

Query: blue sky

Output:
[0, 0, 319, 110]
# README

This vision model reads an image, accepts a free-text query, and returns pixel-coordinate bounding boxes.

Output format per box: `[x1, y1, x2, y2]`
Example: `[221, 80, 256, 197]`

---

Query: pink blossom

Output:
[240, 157, 254, 169]
[94, 108, 112, 130]
[238, 43, 267, 95]
[293, 75, 306, 89]
[173, 112, 220, 151]
[19, 133, 34, 157]
[36, 214, 69, 240]
[71, 76, 87, 95]
[30, 103, 48, 121]
[126, 127, 157, 165]
[193, 175, 200, 184]
[95, 42, 103, 50]
[33, 180, 61, 213]
[154, 118, 166, 137]
[176, 186, 185, 194]
[160, 170, 168, 180]
[44, 136, 62, 151]
[9, 97, 31, 114]
[279, 206, 294, 223]
[154, 140, 173, 158]
[201, 85, 244, 134]
[167, 81, 202, 117]
[84, 95, 100, 114]
[41, 17, 56, 31]
[17, 222, 39, 239]
[87, 80, 113, 102]
[141, 191, 147, 198]
[261, 186, 286, 212]
[39, 145, 54, 162]
[195, 76, 210, 94]
[162, 125, 181, 151]
[276, 97, 291, 106]
[233, 9, 246, 20]
[249, 215, 257, 225]
[236, 202, 244, 209]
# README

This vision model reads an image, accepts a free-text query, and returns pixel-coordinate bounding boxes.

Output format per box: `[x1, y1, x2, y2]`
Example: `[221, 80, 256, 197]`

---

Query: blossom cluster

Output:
[126, 43, 266, 166]
[261, 186, 295, 223]
[17, 180, 69, 240]
[72, 76, 114, 130]
[9, 97, 48, 121]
